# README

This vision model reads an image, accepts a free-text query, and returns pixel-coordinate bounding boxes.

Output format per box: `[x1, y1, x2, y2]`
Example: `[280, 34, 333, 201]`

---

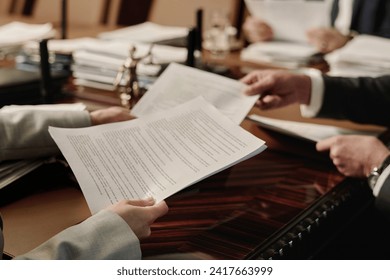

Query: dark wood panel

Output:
[140, 148, 352, 259]
[58, 82, 376, 259]
[117, 0, 153, 26]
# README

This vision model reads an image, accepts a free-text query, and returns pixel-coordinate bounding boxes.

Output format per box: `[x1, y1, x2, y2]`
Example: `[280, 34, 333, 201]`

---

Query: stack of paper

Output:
[326, 35, 390, 77]
[72, 39, 187, 90]
[0, 21, 56, 57]
[240, 41, 317, 69]
[98, 22, 189, 44]
[22, 37, 187, 91]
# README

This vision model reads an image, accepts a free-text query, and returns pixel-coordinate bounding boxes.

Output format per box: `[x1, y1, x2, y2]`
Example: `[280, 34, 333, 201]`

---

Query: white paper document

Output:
[98, 22, 189, 43]
[0, 103, 86, 113]
[0, 21, 56, 48]
[325, 35, 390, 77]
[132, 63, 259, 124]
[241, 41, 317, 68]
[248, 114, 383, 142]
[49, 97, 266, 214]
[244, 0, 332, 43]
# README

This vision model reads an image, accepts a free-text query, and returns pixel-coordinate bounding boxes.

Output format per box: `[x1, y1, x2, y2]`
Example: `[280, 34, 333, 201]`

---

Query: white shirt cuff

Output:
[299, 69, 324, 118]
[373, 165, 390, 197]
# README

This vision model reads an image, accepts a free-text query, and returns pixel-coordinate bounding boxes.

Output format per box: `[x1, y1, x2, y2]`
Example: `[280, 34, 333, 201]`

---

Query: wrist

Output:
[367, 153, 390, 190]
[296, 74, 312, 105]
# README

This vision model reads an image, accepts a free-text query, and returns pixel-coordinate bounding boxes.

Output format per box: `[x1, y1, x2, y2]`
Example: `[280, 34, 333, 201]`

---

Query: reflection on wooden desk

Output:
[0, 32, 378, 259]
[140, 141, 367, 260]
[0, 119, 374, 259]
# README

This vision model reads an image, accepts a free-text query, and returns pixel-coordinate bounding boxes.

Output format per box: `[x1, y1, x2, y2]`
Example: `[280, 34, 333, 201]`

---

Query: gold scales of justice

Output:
[113, 44, 154, 109]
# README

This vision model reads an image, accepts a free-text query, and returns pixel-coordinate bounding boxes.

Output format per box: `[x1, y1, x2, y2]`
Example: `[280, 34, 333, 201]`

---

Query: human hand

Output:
[241, 70, 311, 110]
[307, 28, 350, 53]
[316, 135, 390, 177]
[90, 106, 135, 126]
[108, 198, 168, 240]
[243, 16, 274, 43]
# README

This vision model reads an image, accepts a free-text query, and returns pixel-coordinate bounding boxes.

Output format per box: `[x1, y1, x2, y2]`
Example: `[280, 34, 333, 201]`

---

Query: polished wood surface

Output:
[141, 138, 343, 259]
[0, 18, 381, 259]
[0, 116, 374, 259]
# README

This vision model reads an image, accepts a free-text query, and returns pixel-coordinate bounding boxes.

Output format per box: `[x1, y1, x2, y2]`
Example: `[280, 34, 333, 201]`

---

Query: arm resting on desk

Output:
[0, 110, 90, 161]
[13, 210, 141, 260]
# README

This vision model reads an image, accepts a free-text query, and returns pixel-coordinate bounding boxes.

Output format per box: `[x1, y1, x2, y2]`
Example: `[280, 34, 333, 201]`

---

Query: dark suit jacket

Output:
[317, 75, 390, 217]
[376, 174, 390, 219]
[317, 75, 390, 127]
[331, 0, 390, 38]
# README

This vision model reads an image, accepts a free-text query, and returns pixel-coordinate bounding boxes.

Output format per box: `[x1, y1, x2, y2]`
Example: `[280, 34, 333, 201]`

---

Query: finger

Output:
[126, 197, 156, 207]
[148, 201, 169, 221]
[244, 76, 275, 97]
[240, 72, 258, 84]
[257, 95, 282, 110]
[316, 137, 336, 152]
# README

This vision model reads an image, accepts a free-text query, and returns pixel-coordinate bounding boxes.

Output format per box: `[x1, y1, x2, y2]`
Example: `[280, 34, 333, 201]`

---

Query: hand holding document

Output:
[244, 0, 332, 43]
[132, 63, 259, 124]
[49, 97, 266, 214]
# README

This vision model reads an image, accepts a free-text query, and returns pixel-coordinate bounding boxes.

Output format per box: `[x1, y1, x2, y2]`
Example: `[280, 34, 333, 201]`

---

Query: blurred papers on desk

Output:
[71, 40, 187, 90]
[98, 22, 189, 44]
[22, 37, 187, 91]
[248, 114, 384, 143]
[244, 0, 332, 43]
[49, 97, 266, 213]
[0, 21, 56, 57]
[325, 35, 390, 77]
[132, 63, 259, 124]
[240, 41, 317, 69]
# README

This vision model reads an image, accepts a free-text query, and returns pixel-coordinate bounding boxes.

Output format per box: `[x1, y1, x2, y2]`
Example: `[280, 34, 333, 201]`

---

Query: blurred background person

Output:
[243, 0, 390, 53]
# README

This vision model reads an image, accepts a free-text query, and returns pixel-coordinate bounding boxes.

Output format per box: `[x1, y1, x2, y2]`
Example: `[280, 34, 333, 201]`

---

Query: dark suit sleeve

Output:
[351, 0, 390, 38]
[375, 177, 390, 219]
[317, 75, 390, 127]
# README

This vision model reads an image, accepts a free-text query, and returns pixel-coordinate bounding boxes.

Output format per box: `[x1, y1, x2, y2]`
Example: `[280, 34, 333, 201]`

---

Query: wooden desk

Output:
[0, 115, 375, 259]
[0, 33, 382, 259]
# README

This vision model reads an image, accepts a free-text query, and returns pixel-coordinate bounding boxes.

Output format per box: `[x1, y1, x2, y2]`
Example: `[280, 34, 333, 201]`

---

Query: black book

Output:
[0, 68, 69, 107]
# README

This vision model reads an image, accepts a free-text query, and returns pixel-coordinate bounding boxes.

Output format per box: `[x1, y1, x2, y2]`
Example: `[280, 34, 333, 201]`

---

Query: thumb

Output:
[126, 197, 156, 207]
[148, 201, 169, 221]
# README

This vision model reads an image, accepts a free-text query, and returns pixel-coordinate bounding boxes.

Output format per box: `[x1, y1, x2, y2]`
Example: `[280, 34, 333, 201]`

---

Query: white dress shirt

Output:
[334, 0, 355, 35]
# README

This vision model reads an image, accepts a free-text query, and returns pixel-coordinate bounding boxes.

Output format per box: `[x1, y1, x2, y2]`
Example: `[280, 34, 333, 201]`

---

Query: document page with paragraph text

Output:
[49, 97, 266, 214]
